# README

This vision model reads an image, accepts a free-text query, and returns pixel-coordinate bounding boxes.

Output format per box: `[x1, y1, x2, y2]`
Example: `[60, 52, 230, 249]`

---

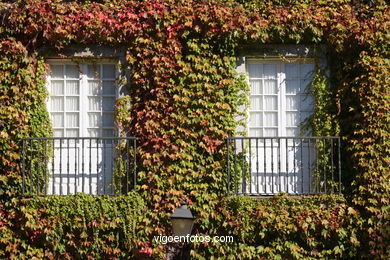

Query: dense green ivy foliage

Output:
[0, 193, 145, 259]
[0, 0, 389, 259]
[192, 195, 363, 259]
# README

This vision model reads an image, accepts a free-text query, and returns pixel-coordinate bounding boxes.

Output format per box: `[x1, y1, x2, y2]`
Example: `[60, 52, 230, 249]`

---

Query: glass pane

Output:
[286, 127, 299, 136]
[51, 81, 64, 95]
[65, 81, 79, 95]
[102, 81, 116, 95]
[50, 65, 64, 78]
[250, 80, 262, 95]
[51, 113, 64, 127]
[66, 129, 79, 137]
[264, 96, 277, 110]
[264, 112, 277, 126]
[89, 97, 101, 111]
[50, 97, 63, 111]
[53, 129, 63, 137]
[300, 95, 314, 111]
[102, 64, 116, 79]
[103, 97, 115, 111]
[300, 63, 314, 78]
[301, 112, 312, 122]
[285, 64, 299, 78]
[263, 64, 277, 78]
[286, 79, 300, 94]
[264, 128, 277, 137]
[249, 128, 262, 137]
[249, 112, 262, 127]
[247, 63, 261, 78]
[65, 65, 79, 79]
[87, 65, 100, 79]
[66, 113, 79, 127]
[286, 112, 299, 126]
[66, 97, 79, 111]
[103, 129, 114, 137]
[250, 96, 262, 111]
[102, 113, 114, 127]
[264, 80, 277, 94]
[88, 129, 100, 137]
[88, 113, 101, 127]
[301, 78, 312, 93]
[88, 80, 101, 95]
[286, 96, 298, 110]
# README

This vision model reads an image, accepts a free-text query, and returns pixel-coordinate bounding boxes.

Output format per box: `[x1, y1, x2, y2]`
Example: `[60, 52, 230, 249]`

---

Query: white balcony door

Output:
[246, 60, 315, 194]
[46, 62, 117, 195]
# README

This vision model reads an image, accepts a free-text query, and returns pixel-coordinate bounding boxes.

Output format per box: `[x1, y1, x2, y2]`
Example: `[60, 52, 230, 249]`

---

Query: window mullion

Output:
[80, 64, 87, 137]
[279, 63, 286, 137]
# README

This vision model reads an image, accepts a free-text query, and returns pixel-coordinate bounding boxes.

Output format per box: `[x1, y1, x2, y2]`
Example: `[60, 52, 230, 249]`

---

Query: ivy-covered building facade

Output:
[0, 0, 388, 259]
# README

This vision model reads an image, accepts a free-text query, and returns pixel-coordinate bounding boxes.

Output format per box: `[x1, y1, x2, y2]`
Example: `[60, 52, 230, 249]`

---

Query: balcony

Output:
[21, 136, 341, 197]
[21, 137, 136, 196]
[226, 137, 341, 196]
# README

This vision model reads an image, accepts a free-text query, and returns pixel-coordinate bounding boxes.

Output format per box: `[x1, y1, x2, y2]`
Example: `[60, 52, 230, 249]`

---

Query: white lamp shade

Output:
[171, 218, 194, 237]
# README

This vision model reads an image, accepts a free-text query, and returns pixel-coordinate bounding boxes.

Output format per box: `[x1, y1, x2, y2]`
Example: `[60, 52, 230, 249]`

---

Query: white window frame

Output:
[46, 59, 119, 137]
[245, 57, 315, 137]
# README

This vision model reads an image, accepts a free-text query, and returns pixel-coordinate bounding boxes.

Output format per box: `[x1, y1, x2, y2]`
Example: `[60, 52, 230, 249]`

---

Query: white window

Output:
[247, 59, 314, 137]
[47, 61, 117, 138]
[46, 61, 118, 195]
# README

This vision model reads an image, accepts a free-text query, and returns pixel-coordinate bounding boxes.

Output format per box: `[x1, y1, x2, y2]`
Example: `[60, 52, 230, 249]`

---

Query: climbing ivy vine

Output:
[0, 0, 388, 259]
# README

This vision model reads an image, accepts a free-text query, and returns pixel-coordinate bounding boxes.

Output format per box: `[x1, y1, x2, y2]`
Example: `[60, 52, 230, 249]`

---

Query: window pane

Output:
[250, 96, 262, 111]
[88, 113, 101, 127]
[103, 129, 114, 137]
[264, 96, 277, 110]
[301, 78, 312, 93]
[51, 113, 64, 127]
[285, 64, 299, 78]
[103, 97, 115, 111]
[264, 112, 277, 126]
[102, 113, 114, 127]
[249, 112, 262, 127]
[66, 97, 79, 111]
[65, 80, 79, 95]
[89, 97, 101, 111]
[264, 128, 277, 137]
[286, 127, 299, 136]
[51, 81, 64, 95]
[87, 65, 100, 79]
[264, 80, 277, 94]
[247, 63, 261, 78]
[286, 79, 300, 94]
[249, 128, 262, 137]
[65, 65, 79, 79]
[300, 95, 313, 111]
[50, 97, 63, 111]
[286, 96, 298, 110]
[66, 129, 79, 137]
[102, 81, 116, 95]
[263, 64, 277, 78]
[300, 63, 314, 78]
[102, 65, 115, 79]
[53, 129, 63, 137]
[50, 65, 64, 78]
[250, 80, 262, 95]
[286, 112, 299, 126]
[66, 113, 79, 127]
[301, 112, 311, 122]
[88, 129, 100, 137]
[88, 81, 101, 95]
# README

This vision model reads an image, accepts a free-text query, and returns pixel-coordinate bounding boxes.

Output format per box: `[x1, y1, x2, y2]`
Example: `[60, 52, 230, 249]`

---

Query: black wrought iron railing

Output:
[21, 137, 137, 196]
[226, 136, 341, 196]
